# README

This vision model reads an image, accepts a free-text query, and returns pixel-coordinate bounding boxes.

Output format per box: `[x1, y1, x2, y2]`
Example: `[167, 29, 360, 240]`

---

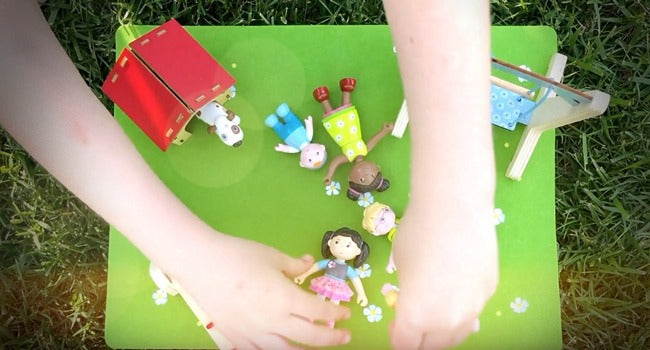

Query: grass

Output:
[1, 0, 648, 348]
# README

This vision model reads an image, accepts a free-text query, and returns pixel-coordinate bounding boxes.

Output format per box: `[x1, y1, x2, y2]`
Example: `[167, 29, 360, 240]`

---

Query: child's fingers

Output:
[277, 315, 350, 347]
[419, 317, 476, 350]
[218, 330, 249, 350]
[390, 318, 423, 350]
[279, 254, 314, 277]
[292, 293, 350, 322]
[254, 334, 303, 350]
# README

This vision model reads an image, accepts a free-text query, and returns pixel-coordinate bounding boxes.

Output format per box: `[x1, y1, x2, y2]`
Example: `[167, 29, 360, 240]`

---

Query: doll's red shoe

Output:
[313, 86, 330, 102]
[339, 77, 357, 92]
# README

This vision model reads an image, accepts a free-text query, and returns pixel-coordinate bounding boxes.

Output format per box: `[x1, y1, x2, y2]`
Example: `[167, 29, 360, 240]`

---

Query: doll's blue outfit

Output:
[265, 103, 310, 150]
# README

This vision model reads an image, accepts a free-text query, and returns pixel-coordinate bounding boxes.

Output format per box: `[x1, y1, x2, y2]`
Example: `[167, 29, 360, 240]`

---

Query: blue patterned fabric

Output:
[490, 84, 536, 131]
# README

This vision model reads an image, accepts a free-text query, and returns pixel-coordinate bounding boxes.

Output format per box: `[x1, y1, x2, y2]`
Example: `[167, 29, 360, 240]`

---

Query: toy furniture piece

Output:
[105, 25, 564, 350]
[493, 56, 611, 180]
[391, 54, 610, 181]
[101, 19, 236, 151]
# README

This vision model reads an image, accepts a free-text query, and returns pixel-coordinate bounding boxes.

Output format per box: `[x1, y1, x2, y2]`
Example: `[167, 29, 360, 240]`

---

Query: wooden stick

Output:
[489, 76, 535, 99]
[492, 57, 592, 102]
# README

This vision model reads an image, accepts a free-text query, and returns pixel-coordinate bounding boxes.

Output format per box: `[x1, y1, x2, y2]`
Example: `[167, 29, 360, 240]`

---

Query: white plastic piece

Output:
[149, 264, 180, 296]
[149, 263, 234, 349]
[391, 100, 409, 138]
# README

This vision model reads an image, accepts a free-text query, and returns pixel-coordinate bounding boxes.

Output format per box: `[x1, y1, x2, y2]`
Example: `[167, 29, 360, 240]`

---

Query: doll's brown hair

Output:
[321, 227, 369, 268]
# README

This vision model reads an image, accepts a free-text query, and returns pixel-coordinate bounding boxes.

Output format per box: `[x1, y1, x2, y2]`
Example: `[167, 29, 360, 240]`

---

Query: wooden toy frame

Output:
[391, 53, 611, 180]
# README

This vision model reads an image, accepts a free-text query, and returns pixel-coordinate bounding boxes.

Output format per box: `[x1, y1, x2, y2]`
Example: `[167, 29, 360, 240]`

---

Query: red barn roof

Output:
[102, 18, 236, 150]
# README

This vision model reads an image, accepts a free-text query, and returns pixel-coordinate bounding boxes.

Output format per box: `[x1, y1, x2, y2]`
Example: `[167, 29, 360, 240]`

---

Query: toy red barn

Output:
[102, 19, 235, 151]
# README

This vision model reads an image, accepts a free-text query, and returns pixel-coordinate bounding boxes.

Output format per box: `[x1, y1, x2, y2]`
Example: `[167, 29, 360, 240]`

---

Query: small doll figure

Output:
[362, 202, 399, 273]
[196, 101, 243, 147]
[265, 103, 327, 169]
[313, 78, 394, 200]
[294, 228, 370, 326]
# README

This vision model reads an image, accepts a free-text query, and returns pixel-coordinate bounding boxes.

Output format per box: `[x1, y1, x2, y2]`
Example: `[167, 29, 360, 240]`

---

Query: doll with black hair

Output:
[294, 228, 370, 317]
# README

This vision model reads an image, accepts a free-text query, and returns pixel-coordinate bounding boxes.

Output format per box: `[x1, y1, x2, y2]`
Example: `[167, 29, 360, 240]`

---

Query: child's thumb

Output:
[281, 254, 314, 277]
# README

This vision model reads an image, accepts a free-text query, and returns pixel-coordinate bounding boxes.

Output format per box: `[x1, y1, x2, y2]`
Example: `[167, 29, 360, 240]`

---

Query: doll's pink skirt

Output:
[310, 276, 353, 302]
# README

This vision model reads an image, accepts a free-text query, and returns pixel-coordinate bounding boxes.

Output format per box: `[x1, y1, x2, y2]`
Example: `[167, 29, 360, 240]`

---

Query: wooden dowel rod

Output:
[490, 76, 535, 100]
[492, 57, 592, 101]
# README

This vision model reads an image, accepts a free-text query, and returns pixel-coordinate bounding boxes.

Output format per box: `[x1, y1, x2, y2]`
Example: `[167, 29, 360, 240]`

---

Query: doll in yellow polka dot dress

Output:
[313, 78, 395, 200]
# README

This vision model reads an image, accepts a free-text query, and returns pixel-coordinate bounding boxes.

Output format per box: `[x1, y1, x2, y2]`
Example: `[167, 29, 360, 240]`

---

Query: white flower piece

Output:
[493, 208, 506, 225]
[349, 113, 356, 120]
[350, 126, 357, 134]
[325, 181, 341, 196]
[152, 289, 168, 305]
[325, 122, 331, 129]
[356, 263, 372, 278]
[517, 65, 532, 82]
[335, 134, 343, 141]
[510, 297, 529, 313]
[363, 304, 383, 323]
[357, 192, 374, 208]
[337, 120, 345, 128]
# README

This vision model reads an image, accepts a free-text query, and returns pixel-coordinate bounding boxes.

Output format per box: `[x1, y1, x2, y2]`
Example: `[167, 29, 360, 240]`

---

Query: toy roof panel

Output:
[129, 18, 236, 111]
[102, 49, 192, 151]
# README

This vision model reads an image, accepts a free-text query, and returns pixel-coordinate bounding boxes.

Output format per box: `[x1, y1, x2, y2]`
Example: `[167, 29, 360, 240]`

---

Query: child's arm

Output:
[384, 0, 498, 349]
[0, 1, 350, 348]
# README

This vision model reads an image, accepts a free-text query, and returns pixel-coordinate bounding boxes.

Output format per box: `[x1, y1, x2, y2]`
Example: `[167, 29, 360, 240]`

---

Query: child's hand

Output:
[169, 235, 350, 349]
[390, 205, 498, 349]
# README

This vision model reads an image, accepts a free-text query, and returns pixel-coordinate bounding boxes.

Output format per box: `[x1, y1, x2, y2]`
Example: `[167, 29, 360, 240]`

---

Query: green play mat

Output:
[105, 25, 561, 349]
